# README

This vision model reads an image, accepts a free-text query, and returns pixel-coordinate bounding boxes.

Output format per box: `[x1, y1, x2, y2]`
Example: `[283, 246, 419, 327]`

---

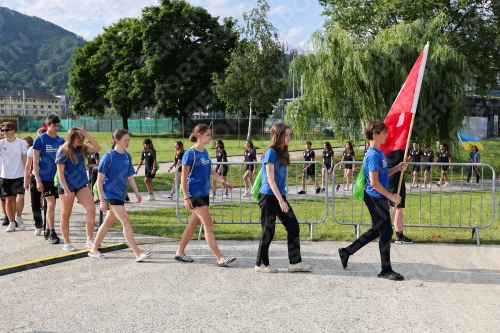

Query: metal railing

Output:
[332, 161, 497, 245]
[175, 161, 330, 240]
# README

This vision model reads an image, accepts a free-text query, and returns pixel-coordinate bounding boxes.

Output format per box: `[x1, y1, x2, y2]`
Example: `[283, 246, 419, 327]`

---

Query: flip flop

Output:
[174, 255, 193, 262]
[135, 251, 153, 262]
[217, 256, 236, 267]
[88, 251, 107, 259]
[378, 271, 404, 281]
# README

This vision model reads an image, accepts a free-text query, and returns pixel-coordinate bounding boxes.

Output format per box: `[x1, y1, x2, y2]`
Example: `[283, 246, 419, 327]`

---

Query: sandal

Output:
[378, 271, 404, 281]
[88, 251, 107, 259]
[135, 251, 153, 262]
[174, 255, 193, 262]
[217, 256, 236, 267]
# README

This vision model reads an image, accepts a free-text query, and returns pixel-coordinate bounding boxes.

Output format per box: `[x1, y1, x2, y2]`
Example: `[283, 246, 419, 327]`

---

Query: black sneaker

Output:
[395, 235, 413, 244]
[316, 187, 321, 194]
[94, 199, 100, 204]
[1, 219, 8, 226]
[338, 248, 350, 269]
[320, 187, 325, 193]
[48, 232, 61, 244]
[336, 184, 340, 191]
[125, 196, 130, 203]
[44, 229, 50, 240]
[298, 190, 306, 195]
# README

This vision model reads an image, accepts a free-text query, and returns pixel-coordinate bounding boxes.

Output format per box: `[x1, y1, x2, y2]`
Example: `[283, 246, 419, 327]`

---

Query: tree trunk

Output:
[122, 114, 129, 130]
[247, 100, 252, 141]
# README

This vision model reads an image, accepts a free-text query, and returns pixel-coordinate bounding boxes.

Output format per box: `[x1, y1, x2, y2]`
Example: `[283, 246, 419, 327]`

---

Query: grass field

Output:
[121, 190, 500, 244]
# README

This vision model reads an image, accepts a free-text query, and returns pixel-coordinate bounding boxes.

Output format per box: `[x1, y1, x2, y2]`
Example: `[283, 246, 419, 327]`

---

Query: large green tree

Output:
[287, 17, 471, 146]
[212, 0, 287, 140]
[318, 0, 500, 93]
[68, 18, 152, 129]
[140, 0, 238, 125]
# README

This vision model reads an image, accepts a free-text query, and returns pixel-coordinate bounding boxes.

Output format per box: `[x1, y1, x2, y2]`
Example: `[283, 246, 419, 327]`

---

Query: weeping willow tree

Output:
[286, 15, 472, 146]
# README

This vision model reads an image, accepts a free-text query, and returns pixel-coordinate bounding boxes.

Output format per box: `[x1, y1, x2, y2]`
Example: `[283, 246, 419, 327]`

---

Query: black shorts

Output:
[105, 199, 125, 206]
[424, 165, 432, 171]
[302, 166, 315, 178]
[0, 177, 25, 197]
[245, 164, 255, 172]
[41, 181, 59, 198]
[215, 165, 228, 176]
[58, 185, 87, 195]
[145, 168, 156, 179]
[412, 165, 420, 172]
[344, 164, 353, 170]
[191, 195, 210, 208]
[388, 173, 406, 208]
[441, 166, 449, 171]
[323, 164, 332, 171]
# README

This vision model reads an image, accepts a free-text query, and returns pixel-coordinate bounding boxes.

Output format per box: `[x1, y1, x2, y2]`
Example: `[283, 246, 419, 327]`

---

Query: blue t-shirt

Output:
[55, 148, 88, 190]
[98, 150, 135, 200]
[364, 147, 388, 199]
[469, 151, 480, 163]
[182, 148, 211, 197]
[32, 133, 65, 182]
[260, 149, 287, 196]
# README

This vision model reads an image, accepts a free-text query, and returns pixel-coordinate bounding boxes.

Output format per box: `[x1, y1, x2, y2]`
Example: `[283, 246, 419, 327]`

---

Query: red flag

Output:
[42, 122, 48, 129]
[380, 43, 429, 156]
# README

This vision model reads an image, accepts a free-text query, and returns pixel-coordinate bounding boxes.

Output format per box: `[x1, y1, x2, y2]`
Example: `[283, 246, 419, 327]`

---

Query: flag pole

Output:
[457, 132, 467, 150]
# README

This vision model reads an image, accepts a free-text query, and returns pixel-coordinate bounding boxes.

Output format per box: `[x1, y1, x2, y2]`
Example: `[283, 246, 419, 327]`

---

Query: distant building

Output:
[0, 90, 62, 117]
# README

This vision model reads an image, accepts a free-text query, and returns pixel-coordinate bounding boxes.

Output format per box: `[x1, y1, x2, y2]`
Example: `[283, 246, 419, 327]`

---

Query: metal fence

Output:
[174, 161, 330, 240]
[332, 161, 497, 245]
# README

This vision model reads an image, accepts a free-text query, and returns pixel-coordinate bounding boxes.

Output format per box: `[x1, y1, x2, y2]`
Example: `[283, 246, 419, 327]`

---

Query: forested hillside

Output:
[0, 6, 84, 94]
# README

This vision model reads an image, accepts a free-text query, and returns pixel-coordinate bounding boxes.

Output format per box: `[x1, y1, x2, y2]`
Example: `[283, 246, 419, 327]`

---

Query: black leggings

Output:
[256, 193, 302, 266]
[467, 166, 480, 183]
[344, 194, 393, 272]
[30, 175, 47, 229]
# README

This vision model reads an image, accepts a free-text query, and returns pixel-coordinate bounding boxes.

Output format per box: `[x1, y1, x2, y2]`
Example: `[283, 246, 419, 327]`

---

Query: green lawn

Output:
[122, 190, 500, 244]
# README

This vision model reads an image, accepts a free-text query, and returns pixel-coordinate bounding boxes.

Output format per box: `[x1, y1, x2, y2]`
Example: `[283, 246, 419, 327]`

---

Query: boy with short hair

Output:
[0, 122, 28, 232]
[33, 115, 65, 244]
[338, 120, 407, 281]
[298, 141, 320, 194]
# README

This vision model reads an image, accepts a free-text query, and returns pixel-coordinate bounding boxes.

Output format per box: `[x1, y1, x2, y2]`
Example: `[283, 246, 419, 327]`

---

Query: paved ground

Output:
[1, 198, 500, 332]
[1, 147, 499, 332]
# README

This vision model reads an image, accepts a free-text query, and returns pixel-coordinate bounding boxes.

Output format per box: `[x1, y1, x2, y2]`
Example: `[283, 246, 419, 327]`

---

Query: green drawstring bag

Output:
[353, 165, 366, 201]
[251, 168, 263, 201]
[53, 173, 59, 187]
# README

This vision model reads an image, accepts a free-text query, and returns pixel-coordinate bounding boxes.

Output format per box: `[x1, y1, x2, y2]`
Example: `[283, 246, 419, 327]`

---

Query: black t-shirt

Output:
[409, 149, 423, 163]
[303, 150, 315, 168]
[174, 151, 184, 165]
[423, 150, 434, 162]
[86, 152, 100, 166]
[216, 149, 227, 162]
[437, 151, 451, 163]
[322, 150, 333, 166]
[342, 150, 354, 161]
[244, 149, 256, 162]
[386, 150, 405, 187]
[141, 149, 156, 168]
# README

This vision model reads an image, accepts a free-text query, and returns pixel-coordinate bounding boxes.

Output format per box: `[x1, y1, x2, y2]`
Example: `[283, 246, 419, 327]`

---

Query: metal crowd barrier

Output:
[332, 161, 497, 245]
[175, 161, 329, 240]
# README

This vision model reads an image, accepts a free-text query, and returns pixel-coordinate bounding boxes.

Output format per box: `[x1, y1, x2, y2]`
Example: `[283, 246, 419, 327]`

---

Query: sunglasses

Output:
[1, 128, 13, 132]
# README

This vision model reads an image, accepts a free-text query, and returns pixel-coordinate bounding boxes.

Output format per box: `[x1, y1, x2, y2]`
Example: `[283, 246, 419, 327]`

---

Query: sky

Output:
[5, 0, 326, 52]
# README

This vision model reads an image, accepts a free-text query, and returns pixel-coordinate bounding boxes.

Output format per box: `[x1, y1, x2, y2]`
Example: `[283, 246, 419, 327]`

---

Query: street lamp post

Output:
[290, 49, 298, 100]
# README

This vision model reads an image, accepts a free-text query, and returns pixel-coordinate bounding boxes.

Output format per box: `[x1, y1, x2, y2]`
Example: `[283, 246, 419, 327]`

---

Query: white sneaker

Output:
[436, 181, 442, 186]
[242, 191, 250, 197]
[164, 193, 172, 199]
[422, 184, 427, 189]
[6, 222, 15, 232]
[288, 262, 312, 272]
[147, 194, 155, 201]
[209, 193, 216, 198]
[464, 182, 470, 186]
[222, 194, 229, 199]
[34, 228, 42, 236]
[62, 243, 77, 252]
[0, 213, 4, 220]
[443, 182, 449, 187]
[474, 183, 480, 186]
[255, 264, 278, 273]
[15, 216, 25, 231]
[85, 240, 94, 248]
[344, 186, 348, 191]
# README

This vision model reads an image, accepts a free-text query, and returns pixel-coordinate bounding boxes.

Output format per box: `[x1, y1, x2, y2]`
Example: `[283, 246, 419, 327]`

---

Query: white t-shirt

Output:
[0, 138, 28, 179]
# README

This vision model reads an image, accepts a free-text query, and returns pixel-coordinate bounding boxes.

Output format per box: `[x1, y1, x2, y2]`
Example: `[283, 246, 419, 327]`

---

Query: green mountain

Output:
[0, 6, 84, 94]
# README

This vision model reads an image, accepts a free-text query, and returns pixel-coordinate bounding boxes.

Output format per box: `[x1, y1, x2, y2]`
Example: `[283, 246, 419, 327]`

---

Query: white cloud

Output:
[286, 26, 304, 39]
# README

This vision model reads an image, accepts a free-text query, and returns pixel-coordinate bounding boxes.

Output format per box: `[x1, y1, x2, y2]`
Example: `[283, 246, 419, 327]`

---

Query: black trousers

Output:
[467, 166, 480, 183]
[29, 175, 47, 229]
[256, 193, 302, 266]
[344, 193, 393, 272]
